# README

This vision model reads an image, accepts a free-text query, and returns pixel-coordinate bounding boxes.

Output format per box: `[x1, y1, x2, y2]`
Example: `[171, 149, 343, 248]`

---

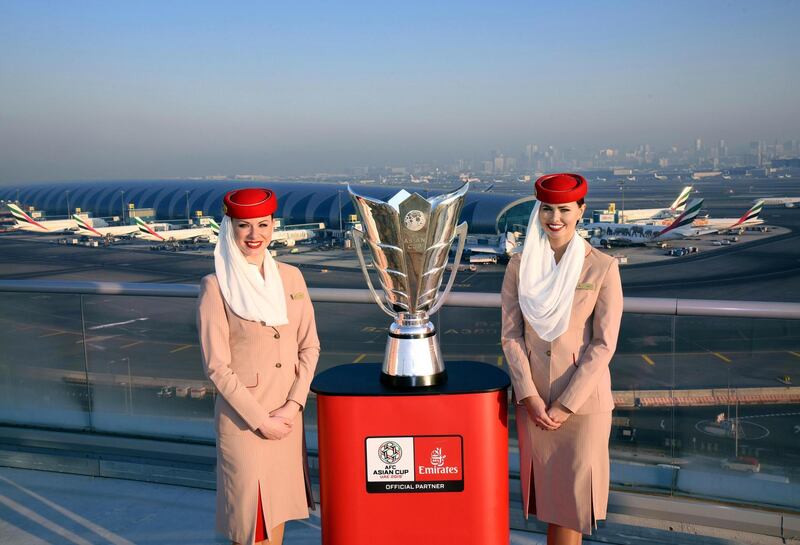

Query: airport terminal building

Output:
[0, 180, 536, 234]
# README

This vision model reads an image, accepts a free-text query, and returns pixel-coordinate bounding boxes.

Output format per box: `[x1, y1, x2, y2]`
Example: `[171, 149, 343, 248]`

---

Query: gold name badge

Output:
[290, 292, 305, 300]
[576, 282, 595, 291]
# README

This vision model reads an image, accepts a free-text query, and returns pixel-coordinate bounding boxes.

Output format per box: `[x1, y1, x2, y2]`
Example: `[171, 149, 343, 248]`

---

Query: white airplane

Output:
[760, 197, 800, 208]
[133, 216, 213, 242]
[72, 214, 138, 238]
[272, 222, 323, 247]
[586, 198, 704, 246]
[620, 186, 693, 223]
[692, 201, 764, 234]
[465, 232, 519, 259]
[5, 203, 85, 233]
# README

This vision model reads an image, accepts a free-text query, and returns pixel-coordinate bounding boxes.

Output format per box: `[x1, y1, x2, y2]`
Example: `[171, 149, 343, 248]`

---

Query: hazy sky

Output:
[1, 0, 799, 182]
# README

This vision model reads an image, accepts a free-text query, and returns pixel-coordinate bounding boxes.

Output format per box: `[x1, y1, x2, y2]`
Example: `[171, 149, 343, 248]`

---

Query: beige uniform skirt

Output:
[523, 411, 612, 535]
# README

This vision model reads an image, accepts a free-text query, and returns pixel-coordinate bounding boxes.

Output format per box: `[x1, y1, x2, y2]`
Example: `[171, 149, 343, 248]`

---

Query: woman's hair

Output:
[577, 198, 585, 207]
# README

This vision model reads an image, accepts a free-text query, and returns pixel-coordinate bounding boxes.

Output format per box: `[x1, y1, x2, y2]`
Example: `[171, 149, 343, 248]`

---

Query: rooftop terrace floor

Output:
[0, 466, 601, 545]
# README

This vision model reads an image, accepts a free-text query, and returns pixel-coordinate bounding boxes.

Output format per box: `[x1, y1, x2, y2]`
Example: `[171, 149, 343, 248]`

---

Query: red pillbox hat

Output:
[222, 188, 278, 219]
[534, 173, 588, 204]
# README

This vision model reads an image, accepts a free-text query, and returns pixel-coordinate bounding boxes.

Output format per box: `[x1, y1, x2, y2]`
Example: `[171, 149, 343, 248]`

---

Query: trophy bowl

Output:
[348, 183, 469, 387]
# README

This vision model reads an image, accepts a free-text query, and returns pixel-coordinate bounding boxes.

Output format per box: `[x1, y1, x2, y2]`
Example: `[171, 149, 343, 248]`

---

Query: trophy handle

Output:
[428, 221, 468, 316]
[351, 228, 397, 318]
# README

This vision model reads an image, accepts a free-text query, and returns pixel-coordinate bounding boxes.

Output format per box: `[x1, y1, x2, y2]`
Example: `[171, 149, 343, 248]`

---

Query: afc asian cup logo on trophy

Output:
[348, 183, 469, 387]
[403, 210, 426, 232]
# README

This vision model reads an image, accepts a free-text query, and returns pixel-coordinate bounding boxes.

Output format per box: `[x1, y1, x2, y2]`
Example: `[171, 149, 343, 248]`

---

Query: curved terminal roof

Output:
[0, 180, 536, 235]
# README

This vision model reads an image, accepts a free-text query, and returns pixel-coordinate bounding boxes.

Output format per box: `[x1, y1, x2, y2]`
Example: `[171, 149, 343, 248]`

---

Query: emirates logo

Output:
[430, 447, 446, 467]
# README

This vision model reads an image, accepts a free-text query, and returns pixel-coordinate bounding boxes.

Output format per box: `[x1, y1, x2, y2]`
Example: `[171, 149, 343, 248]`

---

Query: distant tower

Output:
[695, 138, 702, 152]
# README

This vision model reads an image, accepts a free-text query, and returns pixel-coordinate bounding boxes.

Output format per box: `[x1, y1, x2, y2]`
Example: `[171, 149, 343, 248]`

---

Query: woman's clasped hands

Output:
[523, 395, 571, 431]
[258, 401, 302, 440]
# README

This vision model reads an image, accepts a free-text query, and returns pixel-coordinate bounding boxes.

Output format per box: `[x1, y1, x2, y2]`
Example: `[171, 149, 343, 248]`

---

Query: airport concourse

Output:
[1, 176, 799, 545]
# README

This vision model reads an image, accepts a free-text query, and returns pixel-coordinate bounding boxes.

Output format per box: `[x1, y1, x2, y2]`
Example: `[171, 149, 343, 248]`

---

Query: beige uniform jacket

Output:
[501, 240, 622, 414]
[197, 262, 319, 545]
[501, 240, 622, 517]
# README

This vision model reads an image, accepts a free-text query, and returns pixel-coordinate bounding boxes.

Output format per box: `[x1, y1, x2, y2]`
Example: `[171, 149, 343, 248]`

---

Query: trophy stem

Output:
[380, 312, 447, 388]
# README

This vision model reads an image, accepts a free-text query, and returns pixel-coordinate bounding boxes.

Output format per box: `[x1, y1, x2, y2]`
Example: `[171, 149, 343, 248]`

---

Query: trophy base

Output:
[380, 370, 447, 388]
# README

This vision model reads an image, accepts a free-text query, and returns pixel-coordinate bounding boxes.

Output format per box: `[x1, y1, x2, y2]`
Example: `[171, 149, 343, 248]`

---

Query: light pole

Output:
[337, 189, 343, 236]
[185, 190, 191, 225]
[120, 190, 126, 222]
[123, 356, 133, 414]
[65, 190, 71, 217]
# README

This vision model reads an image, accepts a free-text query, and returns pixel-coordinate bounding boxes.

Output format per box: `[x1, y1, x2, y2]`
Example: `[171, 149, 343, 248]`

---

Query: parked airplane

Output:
[5, 203, 87, 233]
[693, 201, 764, 234]
[586, 198, 704, 246]
[465, 232, 519, 259]
[272, 222, 324, 247]
[72, 214, 138, 238]
[133, 217, 214, 242]
[621, 186, 694, 222]
[760, 197, 800, 208]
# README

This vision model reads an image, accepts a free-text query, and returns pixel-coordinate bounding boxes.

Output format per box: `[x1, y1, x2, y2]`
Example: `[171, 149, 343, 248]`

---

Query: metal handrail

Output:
[0, 279, 799, 319]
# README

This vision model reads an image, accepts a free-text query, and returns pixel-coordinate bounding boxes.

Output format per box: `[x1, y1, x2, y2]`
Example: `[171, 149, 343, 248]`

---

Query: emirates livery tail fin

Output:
[729, 200, 764, 228]
[658, 198, 704, 237]
[133, 216, 165, 241]
[7, 203, 46, 230]
[669, 186, 693, 212]
[72, 213, 102, 236]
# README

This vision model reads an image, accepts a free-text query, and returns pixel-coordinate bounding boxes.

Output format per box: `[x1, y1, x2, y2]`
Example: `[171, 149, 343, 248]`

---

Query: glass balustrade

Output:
[0, 288, 797, 510]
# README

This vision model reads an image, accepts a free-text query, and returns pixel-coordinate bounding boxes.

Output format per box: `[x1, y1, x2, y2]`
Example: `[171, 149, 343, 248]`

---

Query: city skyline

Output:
[1, 1, 799, 182]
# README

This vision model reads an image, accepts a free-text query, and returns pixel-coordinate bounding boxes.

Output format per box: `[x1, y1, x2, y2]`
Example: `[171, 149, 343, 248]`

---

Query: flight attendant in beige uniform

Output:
[197, 188, 319, 545]
[501, 174, 623, 545]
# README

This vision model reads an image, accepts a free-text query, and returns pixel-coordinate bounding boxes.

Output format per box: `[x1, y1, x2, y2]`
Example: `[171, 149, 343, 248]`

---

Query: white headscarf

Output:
[213, 216, 288, 326]
[518, 201, 585, 342]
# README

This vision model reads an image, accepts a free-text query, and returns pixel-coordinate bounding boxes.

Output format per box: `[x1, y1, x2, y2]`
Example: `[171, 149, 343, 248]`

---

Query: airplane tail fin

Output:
[134, 216, 165, 240]
[729, 200, 764, 228]
[207, 218, 220, 235]
[502, 231, 517, 255]
[6, 203, 46, 230]
[71, 213, 101, 236]
[669, 186, 693, 211]
[658, 198, 703, 236]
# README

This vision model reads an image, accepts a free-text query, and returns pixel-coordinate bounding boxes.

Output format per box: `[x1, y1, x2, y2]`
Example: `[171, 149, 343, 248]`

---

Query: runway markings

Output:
[352, 353, 367, 363]
[713, 352, 732, 363]
[76, 335, 119, 344]
[169, 344, 195, 353]
[121, 341, 143, 349]
[789, 351, 800, 359]
[497, 356, 504, 367]
[38, 331, 67, 338]
[641, 354, 656, 366]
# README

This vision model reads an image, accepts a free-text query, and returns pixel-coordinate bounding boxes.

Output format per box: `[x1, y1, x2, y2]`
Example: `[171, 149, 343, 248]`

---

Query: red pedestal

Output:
[312, 361, 509, 544]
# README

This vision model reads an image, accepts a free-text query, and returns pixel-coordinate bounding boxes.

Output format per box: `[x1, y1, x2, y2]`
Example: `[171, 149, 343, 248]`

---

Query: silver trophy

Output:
[348, 183, 469, 387]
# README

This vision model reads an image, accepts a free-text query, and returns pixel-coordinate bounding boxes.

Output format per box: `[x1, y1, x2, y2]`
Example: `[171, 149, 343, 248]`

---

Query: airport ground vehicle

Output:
[721, 456, 761, 473]
[468, 254, 497, 264]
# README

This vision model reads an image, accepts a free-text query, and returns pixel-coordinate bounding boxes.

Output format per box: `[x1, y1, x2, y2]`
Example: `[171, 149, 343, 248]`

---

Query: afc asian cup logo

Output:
[403, 210, 426, 232]
[378, 441, 403, 464]
[430, 447, 446, 467]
